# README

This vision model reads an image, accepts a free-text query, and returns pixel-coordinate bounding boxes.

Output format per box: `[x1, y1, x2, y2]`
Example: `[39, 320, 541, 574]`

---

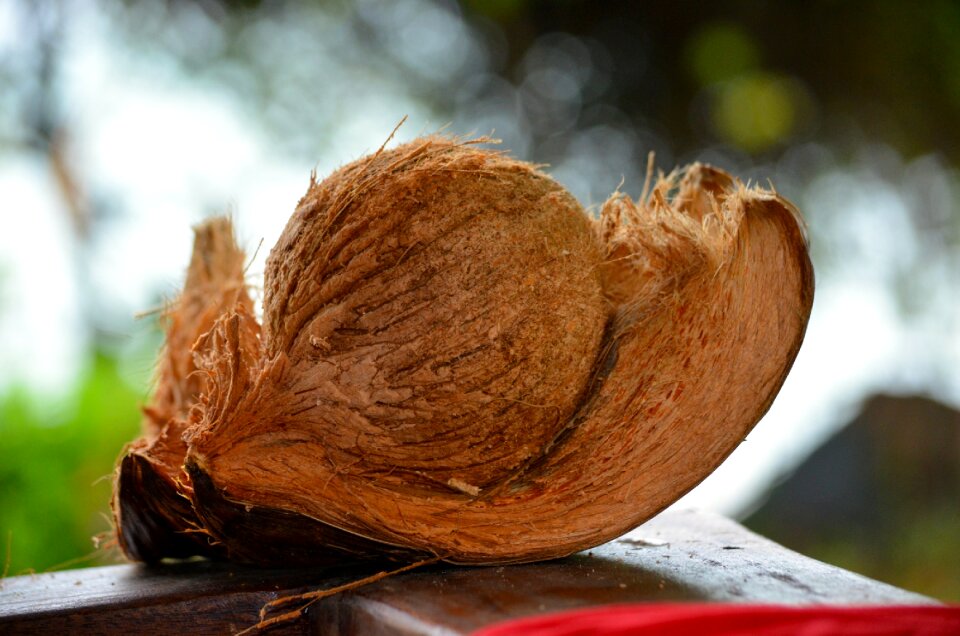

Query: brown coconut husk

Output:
[113, 135, 813, 566]
[114, 218, 251, 561]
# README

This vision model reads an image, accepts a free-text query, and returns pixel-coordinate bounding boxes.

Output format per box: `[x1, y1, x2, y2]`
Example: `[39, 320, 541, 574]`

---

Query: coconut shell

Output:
[113, 136, 814, 566]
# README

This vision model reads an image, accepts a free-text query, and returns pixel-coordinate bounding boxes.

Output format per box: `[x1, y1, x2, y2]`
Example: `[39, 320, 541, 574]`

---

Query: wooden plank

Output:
[307, 510, 936, 635]
[0, 558, 368, 635]
[0, 510, 935, 635]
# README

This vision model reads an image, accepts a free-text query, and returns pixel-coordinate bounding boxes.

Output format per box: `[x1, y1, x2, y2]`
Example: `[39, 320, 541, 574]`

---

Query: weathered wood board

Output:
[0, 510, 934, 635]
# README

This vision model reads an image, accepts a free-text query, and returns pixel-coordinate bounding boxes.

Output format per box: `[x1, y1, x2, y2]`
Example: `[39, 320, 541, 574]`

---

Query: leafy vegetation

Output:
[0, 351, 141, 575]
[773, 506, 960, 602]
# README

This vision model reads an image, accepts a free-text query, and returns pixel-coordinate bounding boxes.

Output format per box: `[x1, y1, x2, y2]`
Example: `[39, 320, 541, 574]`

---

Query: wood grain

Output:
[0, 511, 935, 635]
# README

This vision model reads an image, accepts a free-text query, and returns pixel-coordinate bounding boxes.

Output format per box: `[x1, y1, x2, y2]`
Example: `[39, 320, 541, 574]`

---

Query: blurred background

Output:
[0, 0, 957, 599]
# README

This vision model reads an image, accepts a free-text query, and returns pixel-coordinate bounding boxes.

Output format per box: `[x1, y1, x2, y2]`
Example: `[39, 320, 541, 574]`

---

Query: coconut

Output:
[113, 136, 814, 566]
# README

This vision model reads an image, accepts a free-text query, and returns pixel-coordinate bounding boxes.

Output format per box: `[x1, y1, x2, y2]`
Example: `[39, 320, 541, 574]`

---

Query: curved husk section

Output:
[113, 137, 813, 566]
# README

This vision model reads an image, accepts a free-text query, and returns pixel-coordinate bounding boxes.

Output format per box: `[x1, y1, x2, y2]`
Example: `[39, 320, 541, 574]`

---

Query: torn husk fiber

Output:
[113, 135, 813, 566]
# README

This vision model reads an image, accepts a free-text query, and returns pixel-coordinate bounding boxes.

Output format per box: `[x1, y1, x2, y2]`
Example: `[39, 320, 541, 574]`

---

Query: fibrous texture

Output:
[114, 136, 814, 565]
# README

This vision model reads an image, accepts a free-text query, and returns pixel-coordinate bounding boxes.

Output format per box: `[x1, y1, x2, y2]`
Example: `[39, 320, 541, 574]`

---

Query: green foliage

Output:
[802, 506, 960, 602]
[0, 351, 141, 576]
[684, 22, 760, 86]
[712, 72, 804, 153]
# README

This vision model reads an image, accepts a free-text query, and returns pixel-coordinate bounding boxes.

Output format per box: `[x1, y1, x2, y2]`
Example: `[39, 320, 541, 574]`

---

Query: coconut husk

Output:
[113, 136, 814, 566]
[114, 218, 250, 561]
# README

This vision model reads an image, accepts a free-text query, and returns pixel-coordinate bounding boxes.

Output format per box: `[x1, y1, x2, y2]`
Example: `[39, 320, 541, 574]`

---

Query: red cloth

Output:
[472, 604, 960, 636]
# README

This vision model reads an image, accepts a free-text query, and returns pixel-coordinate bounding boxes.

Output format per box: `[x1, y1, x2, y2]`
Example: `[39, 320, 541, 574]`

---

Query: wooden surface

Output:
[0, 510, 935, 635]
